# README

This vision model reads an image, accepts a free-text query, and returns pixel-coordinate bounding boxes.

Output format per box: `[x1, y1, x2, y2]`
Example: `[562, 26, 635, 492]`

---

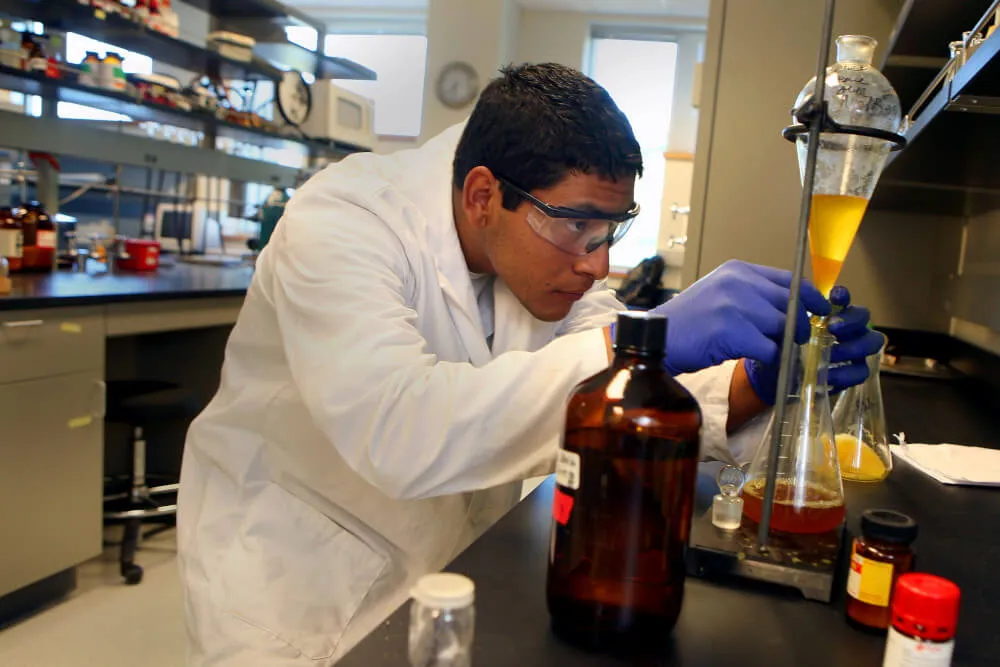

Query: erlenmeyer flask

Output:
[834, 349, 892, 482]
[743, 322, 845, 534]
[793, 35, 902, 297]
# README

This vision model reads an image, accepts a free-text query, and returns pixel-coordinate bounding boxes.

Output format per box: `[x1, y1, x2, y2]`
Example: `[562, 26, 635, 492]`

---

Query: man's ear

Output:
[460, 166, 498, 229]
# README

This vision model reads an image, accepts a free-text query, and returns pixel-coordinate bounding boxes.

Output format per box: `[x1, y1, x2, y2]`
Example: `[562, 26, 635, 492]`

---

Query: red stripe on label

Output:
[553, 489, 574, 526]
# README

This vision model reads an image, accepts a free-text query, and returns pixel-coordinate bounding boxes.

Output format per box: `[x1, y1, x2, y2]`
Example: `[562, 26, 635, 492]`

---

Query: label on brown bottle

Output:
[36, 230, 56, 249]
[555, 449, 581, 490]
[0, 229, 22, 257]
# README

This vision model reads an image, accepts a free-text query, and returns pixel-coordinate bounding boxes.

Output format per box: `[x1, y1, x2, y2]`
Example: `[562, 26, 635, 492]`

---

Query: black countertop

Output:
[341, 375, 1000, 667]
[0, 260, 253, 310]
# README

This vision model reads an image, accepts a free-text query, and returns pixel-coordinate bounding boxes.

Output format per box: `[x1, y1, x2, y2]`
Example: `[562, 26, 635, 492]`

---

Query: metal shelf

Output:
[881, 0, 990, 63]
[871, 2, 1000, 213]
[0, 0, 282, 81]
[0, 63, 368, 155]
[184, 0, 321, 29]
[0, 109, 300, 187]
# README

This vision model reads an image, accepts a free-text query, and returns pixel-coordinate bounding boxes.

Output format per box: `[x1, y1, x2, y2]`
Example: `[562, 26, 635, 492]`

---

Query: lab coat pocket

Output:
[220, 482, 387, 661]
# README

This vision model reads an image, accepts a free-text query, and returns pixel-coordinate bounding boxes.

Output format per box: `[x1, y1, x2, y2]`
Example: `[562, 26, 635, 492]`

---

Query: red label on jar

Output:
[553, 488, 574, 526]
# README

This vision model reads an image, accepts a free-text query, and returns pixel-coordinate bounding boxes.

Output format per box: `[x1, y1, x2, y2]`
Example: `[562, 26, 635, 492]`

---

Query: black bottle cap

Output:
[861, 509, 918, 545]
[614, 311, 667, 356]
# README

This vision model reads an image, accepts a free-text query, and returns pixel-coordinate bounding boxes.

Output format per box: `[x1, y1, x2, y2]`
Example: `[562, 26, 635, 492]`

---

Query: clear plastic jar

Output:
[409, 573, 475, 667]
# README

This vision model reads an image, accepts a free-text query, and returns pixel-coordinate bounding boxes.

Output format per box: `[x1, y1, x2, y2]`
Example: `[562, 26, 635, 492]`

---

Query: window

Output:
[57, 33, 153, 121]
[324, 34, 427, 137]
[285, 25, 319, 52]
[588, 35, 679, 272]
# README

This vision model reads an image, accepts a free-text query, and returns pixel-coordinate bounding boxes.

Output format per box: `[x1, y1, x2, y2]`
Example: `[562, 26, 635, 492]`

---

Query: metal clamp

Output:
[781, 99, 907, 151]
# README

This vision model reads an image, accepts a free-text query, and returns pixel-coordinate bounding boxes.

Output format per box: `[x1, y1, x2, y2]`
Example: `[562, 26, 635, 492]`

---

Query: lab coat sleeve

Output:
[267, 197, 611, 501]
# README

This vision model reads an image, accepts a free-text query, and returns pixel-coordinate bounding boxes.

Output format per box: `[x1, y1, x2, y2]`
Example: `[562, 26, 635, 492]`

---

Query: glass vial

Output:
[712, 464, 744, 531]
[547, 312, 702, 648]
[743, 321, 846, 534]
[882, 573, 960, 667]
[409, 573, 475, 667]
[834, 346, 892, 483]
[846, 510, 917, 630]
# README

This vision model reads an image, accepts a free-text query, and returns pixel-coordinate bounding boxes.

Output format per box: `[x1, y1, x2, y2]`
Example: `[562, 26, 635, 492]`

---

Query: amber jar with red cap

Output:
[882, 573, 960, 667]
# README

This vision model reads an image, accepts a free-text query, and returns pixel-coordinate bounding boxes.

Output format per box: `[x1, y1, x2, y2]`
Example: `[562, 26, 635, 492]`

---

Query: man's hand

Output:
[651, 260, 831, 376]
[744, 285, 886, 404]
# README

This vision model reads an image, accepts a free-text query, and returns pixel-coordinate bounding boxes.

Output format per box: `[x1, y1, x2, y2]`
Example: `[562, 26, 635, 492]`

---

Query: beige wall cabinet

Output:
[0, 309, 106, 597]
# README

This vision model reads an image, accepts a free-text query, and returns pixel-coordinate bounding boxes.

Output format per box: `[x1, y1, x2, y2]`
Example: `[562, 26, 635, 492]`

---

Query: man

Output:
[178, 63, 881, 665]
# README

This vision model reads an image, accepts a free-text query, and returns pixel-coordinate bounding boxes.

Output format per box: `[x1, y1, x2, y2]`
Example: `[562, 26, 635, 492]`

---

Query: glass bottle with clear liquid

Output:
[834, 345, 892, 483]
[792, 35, 902, 298]
[743, 321, 846, 535]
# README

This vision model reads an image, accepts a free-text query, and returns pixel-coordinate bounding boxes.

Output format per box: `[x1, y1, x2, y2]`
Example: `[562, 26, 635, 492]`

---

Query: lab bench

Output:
[0, 262, 250, 611]
[339, 374, 1000, 667]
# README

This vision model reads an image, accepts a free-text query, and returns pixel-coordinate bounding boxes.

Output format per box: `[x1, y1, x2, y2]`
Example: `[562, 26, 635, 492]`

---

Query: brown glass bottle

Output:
[19, 202, 55, 272]
[0, 207, 23, 273]
[547, 312, 702, 650]
[846, 509, 917, 631]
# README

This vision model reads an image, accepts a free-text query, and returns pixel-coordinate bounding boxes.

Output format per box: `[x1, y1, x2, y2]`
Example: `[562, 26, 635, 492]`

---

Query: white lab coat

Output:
[177, 123, 757, 666]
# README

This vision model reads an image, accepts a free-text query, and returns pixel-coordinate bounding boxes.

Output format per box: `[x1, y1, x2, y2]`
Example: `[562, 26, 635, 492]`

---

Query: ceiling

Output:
[284, 0, 710, 19]
[516, 0, 708, 18]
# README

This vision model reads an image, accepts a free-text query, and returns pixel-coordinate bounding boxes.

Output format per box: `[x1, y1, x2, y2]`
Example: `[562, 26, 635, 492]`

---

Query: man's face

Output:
[481, 171, 636, 322]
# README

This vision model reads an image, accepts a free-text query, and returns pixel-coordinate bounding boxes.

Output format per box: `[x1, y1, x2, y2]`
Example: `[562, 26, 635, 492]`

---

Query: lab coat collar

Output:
[393, 123, 561, 364]
[394, 123, 491, 366]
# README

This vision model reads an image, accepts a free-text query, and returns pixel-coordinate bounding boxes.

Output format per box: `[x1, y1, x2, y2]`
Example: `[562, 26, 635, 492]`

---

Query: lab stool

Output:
[103, 380, 200, 585]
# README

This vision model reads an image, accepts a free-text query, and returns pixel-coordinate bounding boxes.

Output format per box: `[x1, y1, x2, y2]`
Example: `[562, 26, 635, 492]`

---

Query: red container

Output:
[117, 239, 161, 272]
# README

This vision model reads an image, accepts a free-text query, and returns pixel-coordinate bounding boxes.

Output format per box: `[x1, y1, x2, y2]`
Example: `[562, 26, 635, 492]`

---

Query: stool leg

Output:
[130, 426, 148, 502]
[120, 518, 144, 585]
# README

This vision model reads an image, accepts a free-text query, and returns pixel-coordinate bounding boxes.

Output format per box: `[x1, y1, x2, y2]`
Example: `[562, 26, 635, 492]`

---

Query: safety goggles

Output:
[497, 177, 640, 256]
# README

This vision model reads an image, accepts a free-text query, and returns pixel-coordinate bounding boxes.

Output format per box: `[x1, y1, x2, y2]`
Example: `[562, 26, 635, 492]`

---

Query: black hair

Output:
[453, 63, 643, 211]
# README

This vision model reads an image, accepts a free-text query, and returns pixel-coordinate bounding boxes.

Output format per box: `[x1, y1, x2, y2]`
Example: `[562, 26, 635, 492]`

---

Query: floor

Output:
[0, 528, 188, 667]
[0, 480, 551, 667]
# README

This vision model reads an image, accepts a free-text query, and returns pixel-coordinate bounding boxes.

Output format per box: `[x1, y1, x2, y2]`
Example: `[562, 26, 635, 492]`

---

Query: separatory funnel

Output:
[789, 35, 903, 297]
[834, 345, 892, 482]
[743, 324, 845, 535]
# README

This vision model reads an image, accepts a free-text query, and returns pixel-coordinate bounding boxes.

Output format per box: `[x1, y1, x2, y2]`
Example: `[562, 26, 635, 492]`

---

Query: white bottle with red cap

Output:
[882, 573, 961, 667]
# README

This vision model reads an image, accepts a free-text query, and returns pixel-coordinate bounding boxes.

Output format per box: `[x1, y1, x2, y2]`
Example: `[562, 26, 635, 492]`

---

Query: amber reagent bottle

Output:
[547, 312, 702, 649]
[847, 509, 917, 630]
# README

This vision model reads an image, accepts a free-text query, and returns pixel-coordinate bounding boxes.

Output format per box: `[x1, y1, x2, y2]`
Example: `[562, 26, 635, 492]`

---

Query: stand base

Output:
[686, 508, 846, 602]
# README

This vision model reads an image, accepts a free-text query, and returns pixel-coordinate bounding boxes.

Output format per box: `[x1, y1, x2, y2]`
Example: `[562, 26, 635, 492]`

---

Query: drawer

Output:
[0, 308, 105, 383]
[0, 372, 105, 596]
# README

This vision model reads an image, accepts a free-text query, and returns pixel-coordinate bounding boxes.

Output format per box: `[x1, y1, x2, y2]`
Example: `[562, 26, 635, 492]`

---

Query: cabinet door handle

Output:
[2, 319, 44, 329]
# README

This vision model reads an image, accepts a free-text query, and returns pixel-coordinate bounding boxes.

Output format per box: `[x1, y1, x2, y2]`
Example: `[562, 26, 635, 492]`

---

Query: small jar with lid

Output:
[847, 509, 917, 630]
[882, 573, 960, 667]
[409, 573, 475, 667]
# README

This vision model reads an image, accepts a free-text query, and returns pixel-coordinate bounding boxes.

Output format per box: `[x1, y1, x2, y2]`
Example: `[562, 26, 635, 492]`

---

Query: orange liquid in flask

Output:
[741, 478, 845, 534]
[808, 194, 869, 297]
[836, 434, 889, 482]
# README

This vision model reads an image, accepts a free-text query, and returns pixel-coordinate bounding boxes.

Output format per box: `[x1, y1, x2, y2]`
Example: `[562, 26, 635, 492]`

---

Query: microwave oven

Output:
[300, 82, 376, 151]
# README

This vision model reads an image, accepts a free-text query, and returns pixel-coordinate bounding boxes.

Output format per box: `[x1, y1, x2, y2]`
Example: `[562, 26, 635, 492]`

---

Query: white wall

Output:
[420, 0, 517, 142]
[515, 9, 705, 154]
[515, 9, 706, 273]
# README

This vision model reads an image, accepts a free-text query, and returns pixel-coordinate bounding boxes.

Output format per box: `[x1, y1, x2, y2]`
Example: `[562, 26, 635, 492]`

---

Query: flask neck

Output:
[799, 317, 834, 393]
[836, 35, 876, 65]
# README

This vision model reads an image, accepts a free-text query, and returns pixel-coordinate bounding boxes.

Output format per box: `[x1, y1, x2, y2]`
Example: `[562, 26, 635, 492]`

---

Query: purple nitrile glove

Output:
[742, 285, 886, 404]
[649, 261, 831, 398]
[826, 285, 886, 391]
